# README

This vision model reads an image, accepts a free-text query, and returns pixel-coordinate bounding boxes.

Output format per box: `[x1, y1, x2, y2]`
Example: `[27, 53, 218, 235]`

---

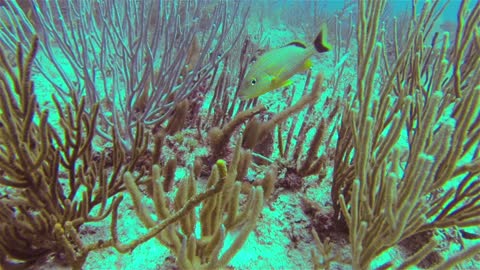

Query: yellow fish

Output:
[239, 24, 332, 100]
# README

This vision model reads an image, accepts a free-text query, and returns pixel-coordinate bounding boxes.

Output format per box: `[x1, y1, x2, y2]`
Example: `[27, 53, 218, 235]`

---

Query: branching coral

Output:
[115, 143, 271, 270]
[0, 0, 250, 153]
[0, 37, 147, 269]
[276, 70, 341, 181]
[325, 0, 480, 269]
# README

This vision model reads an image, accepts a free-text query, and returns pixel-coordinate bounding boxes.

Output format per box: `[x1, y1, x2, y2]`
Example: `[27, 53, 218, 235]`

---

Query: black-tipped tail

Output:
[313, 23, 332, 53]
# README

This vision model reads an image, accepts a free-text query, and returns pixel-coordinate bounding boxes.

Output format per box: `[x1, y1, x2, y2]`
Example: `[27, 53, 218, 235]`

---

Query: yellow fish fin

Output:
[304, 58, 313, 70]
[280, 79, 293, 88]
[272, 77, 293, 89]
[270, 67, 285, 82]
[270, 67, 286, 87]
[276, 67, 286, 76]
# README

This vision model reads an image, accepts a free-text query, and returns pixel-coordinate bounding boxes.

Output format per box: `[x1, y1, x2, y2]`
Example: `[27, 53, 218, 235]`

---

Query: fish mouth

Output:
[238, 91, 248, 100]
[238, 87, 251, 100]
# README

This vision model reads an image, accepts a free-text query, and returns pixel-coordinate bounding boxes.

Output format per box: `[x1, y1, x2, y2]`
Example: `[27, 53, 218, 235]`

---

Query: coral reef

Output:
[0, 36, 144, 269]
[0, 0, 479, 269]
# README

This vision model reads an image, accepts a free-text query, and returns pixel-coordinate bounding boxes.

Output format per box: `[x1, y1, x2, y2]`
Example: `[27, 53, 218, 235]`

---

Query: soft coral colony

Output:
[0, 0, 479, 269]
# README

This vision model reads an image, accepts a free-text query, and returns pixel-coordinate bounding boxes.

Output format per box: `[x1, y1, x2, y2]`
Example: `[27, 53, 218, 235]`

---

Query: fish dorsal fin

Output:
[283, 41, 307, 49]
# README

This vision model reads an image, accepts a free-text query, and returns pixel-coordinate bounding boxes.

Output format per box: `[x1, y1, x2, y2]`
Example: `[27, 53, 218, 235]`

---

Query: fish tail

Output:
[313, 23, 332, 53]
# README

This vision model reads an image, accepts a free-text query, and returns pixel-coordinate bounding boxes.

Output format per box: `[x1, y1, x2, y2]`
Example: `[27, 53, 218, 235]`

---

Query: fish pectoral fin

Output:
[275, 67, 286, 77]
[272, 78, 293, 89]
[269, 68, 283, 86]
[270, 75, 280, 87]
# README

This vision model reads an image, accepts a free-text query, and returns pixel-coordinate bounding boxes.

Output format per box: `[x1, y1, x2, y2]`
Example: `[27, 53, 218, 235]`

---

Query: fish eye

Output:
[251, 79, 256, 85]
